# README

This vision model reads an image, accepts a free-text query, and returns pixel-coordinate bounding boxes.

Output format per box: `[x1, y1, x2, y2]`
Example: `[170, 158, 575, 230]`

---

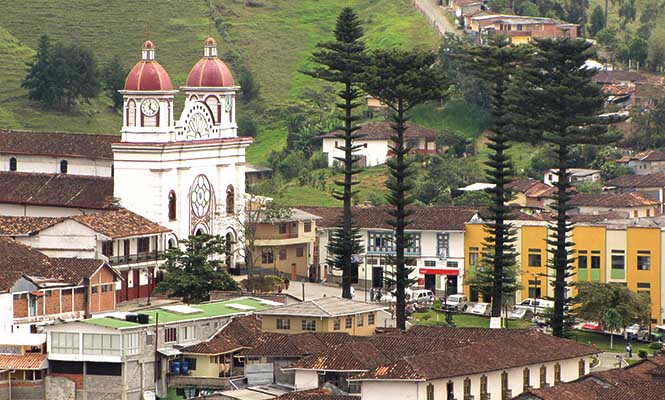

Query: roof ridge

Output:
[310, 299, 331, 316]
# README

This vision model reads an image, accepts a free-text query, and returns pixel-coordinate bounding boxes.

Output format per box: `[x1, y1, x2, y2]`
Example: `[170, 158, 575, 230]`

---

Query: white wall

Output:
[294, 370, 319, 391]
[0, 203, 98, 217]
[362, 381, 418, 400]
[0, 293, 13, 335]
[0, 154, 112, 177]
[16, 219, 99, 259]
[322, 138, 389, 167]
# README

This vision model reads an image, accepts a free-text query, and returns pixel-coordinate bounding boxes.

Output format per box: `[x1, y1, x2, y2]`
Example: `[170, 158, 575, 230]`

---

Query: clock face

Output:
[141, 99, 159, 117]
[187, 111, 210, 138]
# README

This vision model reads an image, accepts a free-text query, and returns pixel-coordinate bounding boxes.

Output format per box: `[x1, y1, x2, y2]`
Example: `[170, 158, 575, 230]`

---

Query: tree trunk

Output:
[341, 80, 354, 300]
[395, 101, 407, 331]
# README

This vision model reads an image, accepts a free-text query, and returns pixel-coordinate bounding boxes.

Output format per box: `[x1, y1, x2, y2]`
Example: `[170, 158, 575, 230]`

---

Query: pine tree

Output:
[453, 37, 526, 317]
[22, 34, 55, 106]
[590, 5, 606, 36]
[515, 39, 622, 337]
[305, 8, 366, 299]
[363, 49, 446, 329]
[103, 56, 127, 110]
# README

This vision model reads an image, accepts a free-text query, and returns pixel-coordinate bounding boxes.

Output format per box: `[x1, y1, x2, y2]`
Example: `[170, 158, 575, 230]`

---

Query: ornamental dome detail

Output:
[185, 37, 235, 87]
[123, 41, 174, 91]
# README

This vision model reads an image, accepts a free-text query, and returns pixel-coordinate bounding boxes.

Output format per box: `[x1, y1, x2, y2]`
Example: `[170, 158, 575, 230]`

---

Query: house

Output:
[0, 208, 173, 304]
[254, 297, 387, 336]
[606, 173, 665, 213]
[543, 168, 600, 186]
[0, 334, 48, 400]
[617, 150, 665, 175]
[515, 355, 665, 399]
[321, 122, 439, 167]
[44, 297, 277, 400]
[245, 163, 273, 184]
[465, 215, 665, 323]
[289, 326, 598, 400]
[276, 389, 356, 400]
[506, 179, 556, 210]
[634, 80, 665, 109]
[0, 129, 116, 178]
[451, 0, 487, 19]
[471, 14, 577, 44]
[252, 208, 321, 281]
[0, 238, 121, 335]
[301, 206, 481, 296]
[569, 192, 660, 218]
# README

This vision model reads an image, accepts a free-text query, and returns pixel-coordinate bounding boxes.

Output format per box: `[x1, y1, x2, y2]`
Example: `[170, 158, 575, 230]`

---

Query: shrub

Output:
[238, 114, 259, 137]
[638, 349, 648, 359]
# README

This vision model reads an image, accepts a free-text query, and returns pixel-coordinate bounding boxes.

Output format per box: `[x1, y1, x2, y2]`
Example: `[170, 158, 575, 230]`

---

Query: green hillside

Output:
[0, 0, 438, 141]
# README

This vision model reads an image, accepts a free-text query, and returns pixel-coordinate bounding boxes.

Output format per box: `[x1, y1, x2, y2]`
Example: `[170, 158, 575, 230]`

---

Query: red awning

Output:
[419, 268, 459, 276]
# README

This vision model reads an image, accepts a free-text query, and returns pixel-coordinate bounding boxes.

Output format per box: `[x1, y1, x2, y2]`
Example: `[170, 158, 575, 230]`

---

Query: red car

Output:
[582, 321, 602, 331]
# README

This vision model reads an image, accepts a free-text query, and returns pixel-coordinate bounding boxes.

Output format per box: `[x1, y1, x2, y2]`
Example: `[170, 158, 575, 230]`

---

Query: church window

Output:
[9, 157, 17, 172]
[168, 191, 177, 221]
[60, 160, 68, 174]
[206, 96, 220, 122]
[127, 100, 136, 127]
[226, 185, 235, 215]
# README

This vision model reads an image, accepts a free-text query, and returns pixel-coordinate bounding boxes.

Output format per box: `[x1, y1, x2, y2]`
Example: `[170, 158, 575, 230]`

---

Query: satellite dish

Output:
[143, 391, 156, 400]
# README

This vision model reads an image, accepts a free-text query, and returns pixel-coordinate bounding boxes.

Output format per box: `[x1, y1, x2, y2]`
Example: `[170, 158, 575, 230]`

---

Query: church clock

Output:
[141, 98, 159, 117]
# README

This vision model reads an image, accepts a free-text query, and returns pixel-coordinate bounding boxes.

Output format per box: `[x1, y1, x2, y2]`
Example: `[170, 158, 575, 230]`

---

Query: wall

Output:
[322, 138, 389, 167]
[519, 225, 549, 302]
[294, 370, 318, 391]
[362, 381, 418, 400]
[16, 219, 98, 259]
[627, 227, 661, 322]
[261, 311, 378, 336]
[0, 154, 112, 177]
[0, 203, 97, 217]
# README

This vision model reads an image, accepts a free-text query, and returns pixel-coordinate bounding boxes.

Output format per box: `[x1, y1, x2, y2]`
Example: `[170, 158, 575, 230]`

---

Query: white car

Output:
[444, 294, 468, 311]
[471, 302, 491, 316]
[405, 288, 434, 303]
[515, 298, 554, 315]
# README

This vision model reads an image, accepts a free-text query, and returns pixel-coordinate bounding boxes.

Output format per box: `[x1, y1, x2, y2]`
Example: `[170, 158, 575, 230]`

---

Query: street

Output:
[411, 0, 460, 37]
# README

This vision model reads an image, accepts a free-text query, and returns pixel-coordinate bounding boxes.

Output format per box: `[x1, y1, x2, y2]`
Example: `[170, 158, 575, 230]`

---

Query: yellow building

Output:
[252, 208, 320, 280]
[255, 297, 386, 336]
[464, 217, 664, 324]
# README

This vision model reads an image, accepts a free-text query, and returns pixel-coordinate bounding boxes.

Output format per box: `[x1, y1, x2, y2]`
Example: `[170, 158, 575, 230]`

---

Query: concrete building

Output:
[300, 206, 481, 296]
[617, 150, 665, 175]
[470, 14, 577, 44]
[606, 173, 665, 213]
[255, 297, 386, 336]
[506, 179, 556, 210]
[44, 297, 276, 400]
[321, 122, 439, 168]
[569, 192, 660, 218]
[0, 334, 49, 400]
[543, 168, 600, 187]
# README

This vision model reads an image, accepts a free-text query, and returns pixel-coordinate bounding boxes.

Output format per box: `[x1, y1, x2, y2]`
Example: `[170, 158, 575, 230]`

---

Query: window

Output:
[138, 237, 150, 253]
[184, 357, 197, 371]
[168, 191, 177, 221]
[540, 365, 547, 386]
[464, 378, 471, 397]
[91, 286, 98, 294]
[469, 247, 479, 266]
[523, 368, 530, 391]
[279, 224, 287, 234]
[528, 248, 542, 267]
[101, 285, 108, 293]
[437, 233, 449, 257]
[9, 157, 17, 172]
[124, 333, 141, 355]
[60, 160, 68, 173]
[611, 250, 625, 270]
[554, 363, 561, 384]
[279, 248, 287, 260]
[277, 319, 291, 330]
[333, 319, 340, 331]
[446, 381, 454, 400]
[357, 314, 364, 327]
[51, 332, 79, 354]
[368, 313, 375, 325]
[226, 185, 235, 215]
[127, 100, 136, 127]
[426, 383, 434, 400]
[164, 327, 177, 343]
[578, 251, 588, 269]
[424, 260, 436, 267]
[578, 359, 586, 377]
[591, 253, 601, 269]
[304, 221, 312, 232]
[178, 326, 196, 342]
[102, 241, 113, 257]
[637, 251, 651, 270]
[83, 334, 121, 356]
[368, 231, 394, 253]
[345, 317, 352, 329]
[45, 290, 52, 297]
[261, 249, 274, 264]
[296, 247, 304, 257]
[501, 371, 508, 394]
[301, 320, 316, 331]
[480, 375, 488, 397]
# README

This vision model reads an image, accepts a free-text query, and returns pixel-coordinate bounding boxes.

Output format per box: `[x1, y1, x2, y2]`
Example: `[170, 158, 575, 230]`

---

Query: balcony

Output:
[168, 375, 242, 390]
[108, 251, 165, 267]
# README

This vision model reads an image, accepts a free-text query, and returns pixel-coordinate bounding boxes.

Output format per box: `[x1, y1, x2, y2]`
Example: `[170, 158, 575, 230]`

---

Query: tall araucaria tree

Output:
[451, 36, 526, 318]
[305, 7, 366, 299]
[515, 39, 623, 337]
[363, 49, 446, 330]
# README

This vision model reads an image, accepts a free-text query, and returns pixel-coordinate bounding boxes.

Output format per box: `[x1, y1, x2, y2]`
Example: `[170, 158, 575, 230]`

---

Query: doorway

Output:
[424, 274, 436, 292]
[372, 267, 384, 288]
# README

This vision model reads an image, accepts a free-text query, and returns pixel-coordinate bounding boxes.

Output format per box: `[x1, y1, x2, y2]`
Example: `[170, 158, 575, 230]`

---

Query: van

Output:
[515, 298, 554, 314]
[444, 294, 469, 311]
[405, 288, 434, 303]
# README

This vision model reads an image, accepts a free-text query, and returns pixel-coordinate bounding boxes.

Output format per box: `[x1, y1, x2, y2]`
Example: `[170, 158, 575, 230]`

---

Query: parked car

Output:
[444, 294, 468, 311]
[405, 288, 434, 303]
[509, 306, 534, 320]
[652, 326, 665, 342]
[515, 298, 554, 315]
[471, 302, 491, 316]
[582, 321, 602, 331]
[625, 324, 650, 341]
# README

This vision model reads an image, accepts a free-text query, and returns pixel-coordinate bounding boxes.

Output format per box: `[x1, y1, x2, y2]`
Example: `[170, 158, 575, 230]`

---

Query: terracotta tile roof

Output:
[351, 329, 599, 382]
[617, 150, 665, 163]
[298, 206, 481, 231]
[321, 121, 439, 140]
[256, 297, 386, 318]
[0, 129, 116, 160]
[507, 179, 555, 198]
[288, 341, 391, 372]
[607, 173, 665, 188]
[276, 389, 356, 400]
[71, 209, 170, 239]
[0, 353, 47, 370]
[601, 83, 635, 96]
[593, 70, 649, 84]
[47, 258, 116, 285]
[519, 356, 665, 400]
[246, 332, 334, 358]
[0, 216, 64, 236]
[570, 192, 660, 208]
[182, 316, 261, 355]
[0, 172, 115, 210]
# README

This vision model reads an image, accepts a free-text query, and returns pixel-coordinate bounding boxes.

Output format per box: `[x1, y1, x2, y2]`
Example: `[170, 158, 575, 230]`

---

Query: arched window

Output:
[540, 365, 547, 387]
[554, 363, 561, 384]
[168, 191, 177, 221]
[127, 100, 136, 127]
[226, 185, 235, 215]
[523, 368, 530, 392]
[167, 238, 177, 249]
[9, 157, 17, 172]
[206, 95, 220, 123]
[60, 160, 68, 174]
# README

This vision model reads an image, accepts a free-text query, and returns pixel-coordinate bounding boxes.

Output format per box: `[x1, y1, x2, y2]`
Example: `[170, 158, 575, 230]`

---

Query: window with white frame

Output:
[51, 332, 79, 354]
[123, 333, 141, 355]
[177, 325, 196, 342]
[83, 333, 121, 356]
[437, 233, 449, 257]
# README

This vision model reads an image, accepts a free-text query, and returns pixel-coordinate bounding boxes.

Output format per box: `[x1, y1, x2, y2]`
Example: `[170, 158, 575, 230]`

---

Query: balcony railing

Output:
[255, 233, 299, 240]
[108, 251, 165, 266]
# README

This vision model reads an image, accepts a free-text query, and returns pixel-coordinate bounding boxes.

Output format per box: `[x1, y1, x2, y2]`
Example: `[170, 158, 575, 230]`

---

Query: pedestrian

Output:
[350, 286, 355, 299]
[370, 287, 375, 302]
[626, 343, 633, 358]
[377, 287, 383, 302]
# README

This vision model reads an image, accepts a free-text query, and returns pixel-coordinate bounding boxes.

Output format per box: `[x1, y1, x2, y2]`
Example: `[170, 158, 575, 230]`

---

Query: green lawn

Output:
[410, 100, 490, 139]
[572, 330, 653, 354]
[414, 310, 532, 329]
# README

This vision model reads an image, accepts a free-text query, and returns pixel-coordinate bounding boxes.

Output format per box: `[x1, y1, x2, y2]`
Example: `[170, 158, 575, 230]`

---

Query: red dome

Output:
[186, 57, 235, 87]
[124, 61, 173, 91]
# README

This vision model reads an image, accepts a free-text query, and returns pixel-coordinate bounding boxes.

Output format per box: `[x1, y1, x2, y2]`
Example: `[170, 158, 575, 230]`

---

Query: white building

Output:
[321, 121, 439, 168]
[544, 168, 600, 186]
[112, 38, 251, 268]
[300, 206, 481, 295]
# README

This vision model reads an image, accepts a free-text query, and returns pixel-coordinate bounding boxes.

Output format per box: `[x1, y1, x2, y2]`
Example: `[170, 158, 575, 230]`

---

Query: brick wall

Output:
[49, 373, 84, 390]
[73, 289, 85, 313]
[13, 297, 28, 318]
[45, 290, 62, 315]
[0, 380, 45, 400]
[61, 290, 73, 313]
